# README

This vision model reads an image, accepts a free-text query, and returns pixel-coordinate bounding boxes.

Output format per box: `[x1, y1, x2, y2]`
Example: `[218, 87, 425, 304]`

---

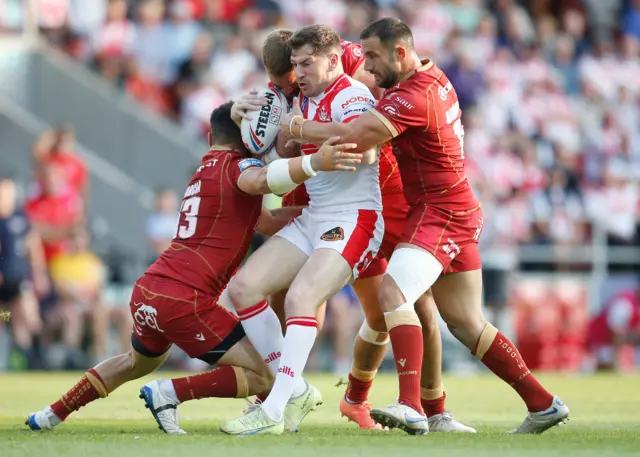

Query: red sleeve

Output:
[341, 41, 365, 77]
[372, 83, 427, 138]
[228, 156, 265, 191]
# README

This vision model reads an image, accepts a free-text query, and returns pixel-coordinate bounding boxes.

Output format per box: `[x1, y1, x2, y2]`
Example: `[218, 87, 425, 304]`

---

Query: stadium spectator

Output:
[145, 187, 179, 263]
[0, 172, 48, 370]
[47, 228, 107, 367]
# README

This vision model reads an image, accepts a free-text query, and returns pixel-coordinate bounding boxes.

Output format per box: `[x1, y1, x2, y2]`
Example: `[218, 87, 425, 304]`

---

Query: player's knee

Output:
[378, 275, 406, 312]
[227, 275, 261, 311]
[283, 286, 313, 318]
[363, 311, 387, 333]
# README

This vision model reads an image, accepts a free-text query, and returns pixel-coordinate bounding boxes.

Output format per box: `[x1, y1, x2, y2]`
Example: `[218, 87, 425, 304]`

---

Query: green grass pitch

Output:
[1, 372, 639, 456]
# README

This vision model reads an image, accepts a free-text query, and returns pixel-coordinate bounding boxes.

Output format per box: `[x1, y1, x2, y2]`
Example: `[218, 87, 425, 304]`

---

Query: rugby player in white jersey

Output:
[220, 25, 384, 436]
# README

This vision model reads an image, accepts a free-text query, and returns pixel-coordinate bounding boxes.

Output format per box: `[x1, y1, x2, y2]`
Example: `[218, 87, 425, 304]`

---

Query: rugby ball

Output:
[241, 87, 285, 156]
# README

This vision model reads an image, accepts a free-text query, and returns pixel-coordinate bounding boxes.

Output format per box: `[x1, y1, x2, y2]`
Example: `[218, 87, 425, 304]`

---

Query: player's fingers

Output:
[334, 164, 358, 172]
[333, 143, 358, 151]
[336, 157, 362, 165]
[324, 136, 341, 146]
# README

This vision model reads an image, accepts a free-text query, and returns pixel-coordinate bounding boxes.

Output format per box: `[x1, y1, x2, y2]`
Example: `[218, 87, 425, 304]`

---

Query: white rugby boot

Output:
[283, 382, 323, 432]
[508, 396, 570, 434]
[25, 406, 62, 431]
[139, 379, 186, 435]
[370, 402, 429, 435]
[221, 404, 285, 436]
[428, 411, 477, 433]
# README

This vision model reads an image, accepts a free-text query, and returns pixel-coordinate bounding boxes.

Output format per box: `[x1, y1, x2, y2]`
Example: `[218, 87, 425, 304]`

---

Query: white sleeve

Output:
[331, 84, 376, 123]
[607, 298, 634, 331]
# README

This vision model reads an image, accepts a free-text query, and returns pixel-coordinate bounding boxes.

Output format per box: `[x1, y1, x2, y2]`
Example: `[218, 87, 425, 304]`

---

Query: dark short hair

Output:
[262, 29, 294, 77]
[360, 17, 414, 49]
[209, 101, 242, 147]
[289, 25, 341, 56]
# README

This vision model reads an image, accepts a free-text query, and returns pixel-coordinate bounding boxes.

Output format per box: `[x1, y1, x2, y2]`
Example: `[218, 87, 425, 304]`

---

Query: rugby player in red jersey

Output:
[25, 102, 360, 434]
[279, 18, 570, 435]
[232, 29, 473, 432]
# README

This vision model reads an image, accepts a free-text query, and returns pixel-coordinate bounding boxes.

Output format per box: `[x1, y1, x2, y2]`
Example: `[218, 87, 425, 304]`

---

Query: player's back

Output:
[376, 61, 477, 210]
[146, 149, 263, 299]
[300, 75, 382, 212]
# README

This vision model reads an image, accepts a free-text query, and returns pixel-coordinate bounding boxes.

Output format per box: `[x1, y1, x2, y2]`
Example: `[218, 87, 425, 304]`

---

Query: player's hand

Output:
[230, 89, 267, 125]
[280, 96, 304, 137]
[311, 136, 361, 172]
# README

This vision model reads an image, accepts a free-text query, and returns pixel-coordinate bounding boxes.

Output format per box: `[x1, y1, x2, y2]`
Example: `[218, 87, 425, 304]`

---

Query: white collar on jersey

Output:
[307, 73, 349, 105]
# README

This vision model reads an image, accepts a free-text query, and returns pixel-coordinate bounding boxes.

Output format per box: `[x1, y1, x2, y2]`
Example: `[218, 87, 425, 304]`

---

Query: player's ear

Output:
[207, 132, 213, 148]
[330, 52, 339, 71]
[394, 45, 407, 62]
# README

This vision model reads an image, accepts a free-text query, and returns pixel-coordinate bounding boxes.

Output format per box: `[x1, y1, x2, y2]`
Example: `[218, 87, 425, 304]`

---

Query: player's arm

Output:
[282, 85, 425, 154]
[255, 206, 304, 236]
[237, 136, 361, 196]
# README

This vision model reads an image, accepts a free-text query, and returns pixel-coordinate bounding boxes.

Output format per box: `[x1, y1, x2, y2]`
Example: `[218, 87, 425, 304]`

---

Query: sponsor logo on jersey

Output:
[238, 158, 265, 171]
[343, 107, 370, 118]
[184, 180, 201, 198]
[352, 46, 362, 57]
[301, 96, 309, 113]
[392, 95, 414, 110]
[255, 90, 277, 137]
[382, 103, 399, 118]
[341, 95, 375, 110]
[320, 226, 345, 241]
[438, 81, 453, 101]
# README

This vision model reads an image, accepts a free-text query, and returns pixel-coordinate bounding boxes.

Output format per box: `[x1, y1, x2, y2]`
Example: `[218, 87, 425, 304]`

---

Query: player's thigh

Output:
[131, 346, 171, 374]
[380, 242, 443, 312]
[352, 274, 386, 332]
[431, 269, 485, 339]
[217, 336, 271, 379]
[231, 234, 310, 301]
[286, 248, 353, 316]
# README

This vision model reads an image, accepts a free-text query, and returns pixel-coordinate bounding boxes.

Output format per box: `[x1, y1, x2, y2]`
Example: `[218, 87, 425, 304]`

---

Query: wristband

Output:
[301, 154, 317, 177]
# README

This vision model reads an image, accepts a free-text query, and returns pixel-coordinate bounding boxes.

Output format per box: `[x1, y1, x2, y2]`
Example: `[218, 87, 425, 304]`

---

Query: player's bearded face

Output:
[291, 45, 338, 97]
[362, 37, 400, 89]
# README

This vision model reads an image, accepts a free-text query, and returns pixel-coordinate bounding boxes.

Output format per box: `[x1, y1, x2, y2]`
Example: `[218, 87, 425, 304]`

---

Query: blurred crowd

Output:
[1, 0, 639, 371]
[2, 0, 637, 254]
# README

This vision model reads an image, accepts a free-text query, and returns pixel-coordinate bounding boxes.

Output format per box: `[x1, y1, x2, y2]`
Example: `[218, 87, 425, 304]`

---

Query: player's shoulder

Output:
[340, 40, 363, 61]
[405, 60, 453, 96]
[333, 76, 375, 102]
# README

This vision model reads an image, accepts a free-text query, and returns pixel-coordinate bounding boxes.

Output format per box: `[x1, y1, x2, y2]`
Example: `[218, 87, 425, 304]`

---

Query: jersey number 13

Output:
[175, 196, 201, 239]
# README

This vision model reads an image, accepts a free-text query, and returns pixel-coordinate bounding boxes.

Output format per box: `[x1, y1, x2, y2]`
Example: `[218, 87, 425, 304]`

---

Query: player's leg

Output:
[9, 286, 42, 364]
[340, 273, 388, 429]
[370, 243, 443, 435]
[432, 269, 569, 433]
[414, 291, 476, 433]
[26, 341, 170, 431]
[222, 248, 352, 435]
[228, 232, 310, 380]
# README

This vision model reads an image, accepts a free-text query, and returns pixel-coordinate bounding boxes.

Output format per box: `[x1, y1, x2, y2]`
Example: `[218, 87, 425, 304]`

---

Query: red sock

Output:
[255, 394, 268, 403]
[421, 392, 446, 417]
[50, 368, 107, 421]
[171, 366, 241, 402]
[345, 373, 373, 403]
[474, 327, 553, 412]
[387, 323, 424, 413]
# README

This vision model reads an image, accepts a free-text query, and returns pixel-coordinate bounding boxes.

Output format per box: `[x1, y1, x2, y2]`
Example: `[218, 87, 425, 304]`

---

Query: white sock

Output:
[262, 317, 318, 422]
[159, 379, 180, 404]
[237, 300, 284, 376]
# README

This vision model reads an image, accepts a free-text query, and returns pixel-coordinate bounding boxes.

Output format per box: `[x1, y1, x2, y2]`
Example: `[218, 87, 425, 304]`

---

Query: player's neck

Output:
[399, 55, 424, 80]
[314, 66, 344, 96]
[209, 144, 239, 152]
